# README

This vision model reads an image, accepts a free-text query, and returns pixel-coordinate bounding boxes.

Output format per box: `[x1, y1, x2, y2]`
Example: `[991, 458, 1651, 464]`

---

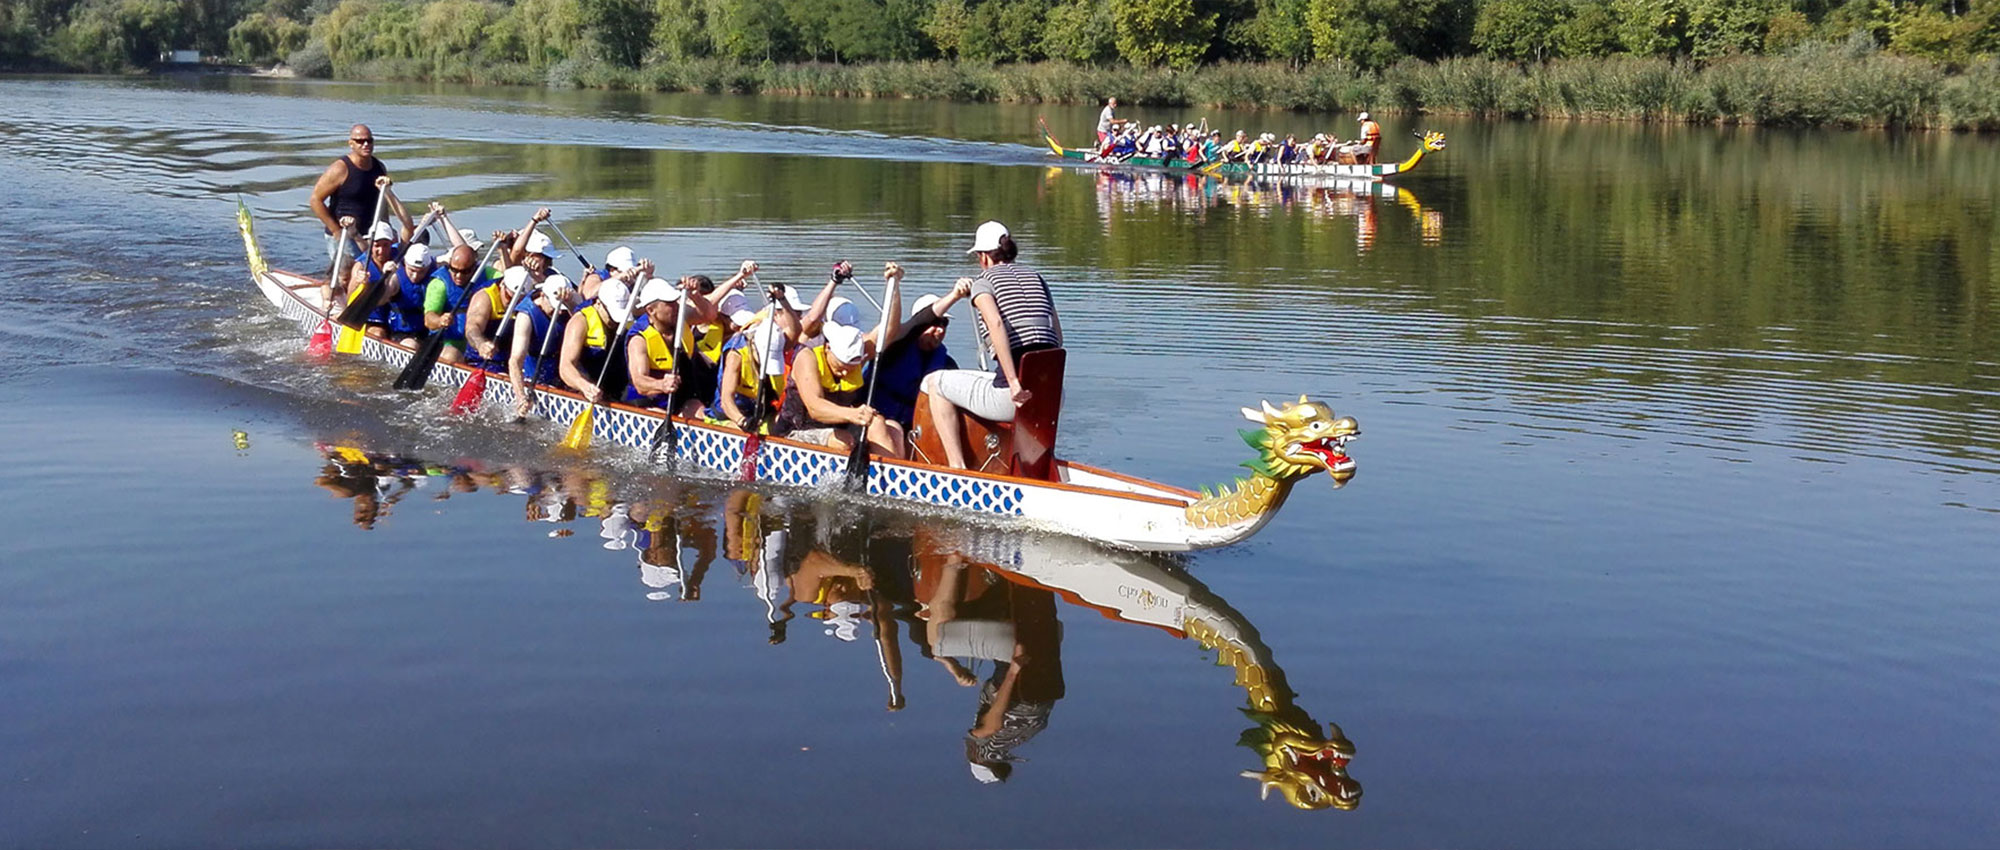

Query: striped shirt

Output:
[969, 262, 1061, 354]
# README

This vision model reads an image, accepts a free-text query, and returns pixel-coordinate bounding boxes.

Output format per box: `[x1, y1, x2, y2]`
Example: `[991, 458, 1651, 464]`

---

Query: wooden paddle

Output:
[308, 219, 354, 360]
[738, 276, 781, 482]
[560, 281, 642, 451]
[648, 287, 691, 463]
[842, 270, 898, 494]
[394, 235, 502, 391]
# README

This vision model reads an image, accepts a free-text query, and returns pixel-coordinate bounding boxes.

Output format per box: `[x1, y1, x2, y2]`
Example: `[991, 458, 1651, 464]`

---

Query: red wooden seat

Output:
[909, 349, 1066, 481]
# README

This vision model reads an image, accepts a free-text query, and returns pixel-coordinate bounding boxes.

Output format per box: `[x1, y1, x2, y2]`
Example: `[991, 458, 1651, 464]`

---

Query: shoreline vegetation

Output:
[2, 0, 1996, 130]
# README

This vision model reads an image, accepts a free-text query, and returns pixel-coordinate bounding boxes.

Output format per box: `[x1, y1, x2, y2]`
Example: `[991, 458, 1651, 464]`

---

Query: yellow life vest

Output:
[807, 344, 864, 395]
[687, 322, 724, 365]
[639, 324, 674, 372]
[484, 284, 508, 319]
[582, 306, 611, 350]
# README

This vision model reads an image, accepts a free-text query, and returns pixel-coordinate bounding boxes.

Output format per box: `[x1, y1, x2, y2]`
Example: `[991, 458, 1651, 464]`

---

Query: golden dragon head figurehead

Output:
[1420, 130, 1447, 152]
[1240, 717, 1362, 810]
[1239, 396, 1360, 486]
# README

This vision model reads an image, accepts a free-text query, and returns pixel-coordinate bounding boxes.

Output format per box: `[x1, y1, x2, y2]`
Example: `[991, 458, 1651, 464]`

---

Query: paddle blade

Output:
[561, 405, 595, 451]
[306, 320, 332, 359]
[335, 322, 365, 355]
[738, 433, 762, 482]
[449, 369, 487, 415]
[844, 432, 871, 493]
[649, 416, 678, 461]
[396, 334, 442, 390]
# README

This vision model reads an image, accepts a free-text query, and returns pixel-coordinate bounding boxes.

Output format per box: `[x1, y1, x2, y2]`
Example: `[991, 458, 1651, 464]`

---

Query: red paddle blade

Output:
[449, 369, 488, 415]
[306, 320, 332, 359]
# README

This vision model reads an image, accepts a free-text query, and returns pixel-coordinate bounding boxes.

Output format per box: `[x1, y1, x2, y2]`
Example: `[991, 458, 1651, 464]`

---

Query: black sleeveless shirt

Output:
[330, 155, 388, 222]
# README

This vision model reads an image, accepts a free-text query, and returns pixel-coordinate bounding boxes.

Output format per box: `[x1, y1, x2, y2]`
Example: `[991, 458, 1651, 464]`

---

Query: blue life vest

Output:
[386, 265, 438, 336]
[465, 282, 514, 370]
[515, 300, 567, 385]
[875, 339, 957, 428]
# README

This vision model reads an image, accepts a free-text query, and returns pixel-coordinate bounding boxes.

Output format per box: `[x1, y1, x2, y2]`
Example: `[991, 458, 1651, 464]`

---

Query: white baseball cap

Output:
[822, 322, 867, 365]
[1358, 112, 1371, 121]
[600, 278, 634, 324]
[368, 220, 397, 242]
[826, 296, 860, 328]
[605, 246, 637, 272]
[403, 243, 431, 266]
[524, 231, 559, 258]
[910, 293, 953, 322]
[501, 265, 531, 293]
[966, 220, 1009, 254]
[718, 291, 755, 327]
[535, 276, 569, 302]
[635, 277, 680, 308]
[457, 228, 485, 251]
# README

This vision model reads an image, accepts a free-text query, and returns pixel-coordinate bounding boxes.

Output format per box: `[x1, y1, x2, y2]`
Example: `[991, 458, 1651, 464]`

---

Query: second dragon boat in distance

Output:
[1041, 120, 1447, 181]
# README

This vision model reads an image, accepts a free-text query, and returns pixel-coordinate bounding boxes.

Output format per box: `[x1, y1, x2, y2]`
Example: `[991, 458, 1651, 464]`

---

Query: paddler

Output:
[771, 320, 903, 458]
[342, 218, 404, 337]
[558, 276, 635, 404]
[712, 283, 802, 432]
[383, 242, 444, 344]
[1356, 112, 1381, 164]
[1095, 97, 1124, 146]
[583, 246, 644, 304]
[504, 273, 576, 417]
[501, 207, 566, 290]
[421, 244, 493, 364]
[464, 258, 526, 371]
[874, 274, 971, 431]
[920, 221, 1063, 470]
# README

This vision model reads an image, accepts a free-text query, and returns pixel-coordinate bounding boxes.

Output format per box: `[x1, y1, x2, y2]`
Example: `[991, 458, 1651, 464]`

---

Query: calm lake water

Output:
[2, 75, 1998, 848]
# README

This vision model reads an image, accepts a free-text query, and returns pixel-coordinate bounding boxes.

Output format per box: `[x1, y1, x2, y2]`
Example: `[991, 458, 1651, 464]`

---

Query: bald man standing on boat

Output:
[310, 124, 388, 275]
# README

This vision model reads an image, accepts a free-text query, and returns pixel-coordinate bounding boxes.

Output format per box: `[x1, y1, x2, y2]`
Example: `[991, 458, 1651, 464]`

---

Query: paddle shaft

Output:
[320, 223, 352, 323]
[739, 274, 781, 480]
[545, 221, 596, 280]
[649, 291, 690, 458]
[336, 190, 392, 325]
[843, 277, 894, 490]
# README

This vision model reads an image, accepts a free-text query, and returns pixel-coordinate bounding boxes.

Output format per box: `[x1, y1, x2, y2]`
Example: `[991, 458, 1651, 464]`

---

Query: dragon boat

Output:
[1040, 118, 1446, 181]
[238, 204, 1359, 552]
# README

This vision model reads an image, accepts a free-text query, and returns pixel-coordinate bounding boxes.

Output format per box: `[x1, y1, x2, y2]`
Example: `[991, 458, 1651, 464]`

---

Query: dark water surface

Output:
[2, 75, 1998, 848]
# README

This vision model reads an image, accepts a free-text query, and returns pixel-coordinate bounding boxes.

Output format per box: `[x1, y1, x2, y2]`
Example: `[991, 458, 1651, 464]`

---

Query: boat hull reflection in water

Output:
[311, 441, 1360, 810]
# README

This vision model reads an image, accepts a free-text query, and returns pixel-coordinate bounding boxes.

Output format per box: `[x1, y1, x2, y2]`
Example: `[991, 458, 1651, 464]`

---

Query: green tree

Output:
[1042, 0, 1118, 62]
[964, 0, 1048, 61]
[1472, 0, 1574, 60]
[651, 0, 710, 58]
[1685, 0, 1776, 56]
[1552, 0, 1619, 55]
[921, 0, 970, 56]
[704, 0, 785, 60]
[1306, 0, 1469, 67]
[1611, 0, 1690, 55]
[227, 10, 306, 62]
[782, 0, 836, 59]
[578, 0, 652, 65]
[1110, 0, 1215, 67]
[1241, 0, 1312, 64]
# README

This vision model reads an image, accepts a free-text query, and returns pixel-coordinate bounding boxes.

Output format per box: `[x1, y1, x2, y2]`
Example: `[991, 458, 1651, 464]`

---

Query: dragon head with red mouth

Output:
[1240, 396, 1360, 486]
[1240, 717, 1362, 810]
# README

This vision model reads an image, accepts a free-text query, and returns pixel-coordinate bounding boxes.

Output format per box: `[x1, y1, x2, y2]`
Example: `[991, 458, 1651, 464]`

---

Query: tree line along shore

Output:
[2, 0, 1996, 129]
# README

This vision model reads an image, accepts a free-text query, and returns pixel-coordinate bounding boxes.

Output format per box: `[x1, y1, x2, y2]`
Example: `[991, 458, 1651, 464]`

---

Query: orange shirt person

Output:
[1357, 112, 1382, 164]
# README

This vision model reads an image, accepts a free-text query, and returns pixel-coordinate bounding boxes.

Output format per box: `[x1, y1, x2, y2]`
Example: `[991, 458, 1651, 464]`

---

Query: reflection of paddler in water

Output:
[604, 498, 717, 602]
[911, 529, 1066, 784]
[313, 443, 430, 529]
[723, 488, 796, 644]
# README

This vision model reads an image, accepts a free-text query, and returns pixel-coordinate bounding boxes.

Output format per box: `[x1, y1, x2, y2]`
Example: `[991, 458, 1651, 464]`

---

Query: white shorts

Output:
[789, 427, 838, 446]
[922, 369, 1014, 422]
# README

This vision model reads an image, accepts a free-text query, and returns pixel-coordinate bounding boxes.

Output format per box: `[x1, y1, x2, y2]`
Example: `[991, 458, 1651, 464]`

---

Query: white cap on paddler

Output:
[458, 228, 485, 252]
[1358, 111, 1371, 121]
[966, 220, 1009, 254]
[606, 246, 638, 273]
[524, 231, 559, 259]
[822, 322, 868, 365]
[600, 278, 635, 324]
[826, 296, 861, 328]
[502, 265, 531, 294]
[910, 293, 953, 323]
[536, 273, 572, 302]
[635, 277, 680, 308]
[718, 291, 755, 327]
[368, 220, 397, 242]
[403, 243, 432, 267]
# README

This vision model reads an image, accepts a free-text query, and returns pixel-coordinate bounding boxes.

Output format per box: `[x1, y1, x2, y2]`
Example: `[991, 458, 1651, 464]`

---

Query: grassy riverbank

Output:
[335, 50, 2000, 131]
